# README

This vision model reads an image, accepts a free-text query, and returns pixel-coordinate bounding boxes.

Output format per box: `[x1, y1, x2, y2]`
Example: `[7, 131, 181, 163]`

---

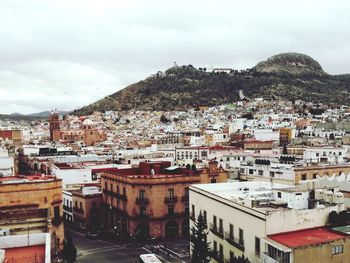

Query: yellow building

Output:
[0, 175, 64, 252]
[266, 226, 350, 263]
[294, 164, 350, 183]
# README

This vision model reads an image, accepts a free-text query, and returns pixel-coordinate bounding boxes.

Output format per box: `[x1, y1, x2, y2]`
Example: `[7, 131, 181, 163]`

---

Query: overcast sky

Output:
[0, 0, 349, 114]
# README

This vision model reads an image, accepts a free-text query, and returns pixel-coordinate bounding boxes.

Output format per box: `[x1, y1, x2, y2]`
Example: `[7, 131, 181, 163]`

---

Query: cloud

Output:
[0, 0, 349, 113]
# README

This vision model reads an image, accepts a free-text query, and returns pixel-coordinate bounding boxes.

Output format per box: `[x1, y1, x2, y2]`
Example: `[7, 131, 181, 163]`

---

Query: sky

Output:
[0, 0, 349, 114]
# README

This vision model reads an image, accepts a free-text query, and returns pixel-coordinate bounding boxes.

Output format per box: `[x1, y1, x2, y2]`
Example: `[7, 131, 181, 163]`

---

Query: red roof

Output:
[268, 227, 347, 248]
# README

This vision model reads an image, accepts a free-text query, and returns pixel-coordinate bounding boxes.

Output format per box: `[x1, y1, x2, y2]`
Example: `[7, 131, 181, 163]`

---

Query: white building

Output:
[189, 181, 345, 263]
[63, 190, 74, 223]
[303, 146, 348, 164]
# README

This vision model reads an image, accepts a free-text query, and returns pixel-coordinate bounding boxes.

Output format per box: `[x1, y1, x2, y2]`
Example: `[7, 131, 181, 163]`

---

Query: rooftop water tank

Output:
[315, 189, 324, 200]
[324, 190, 333, 203]
[333, 192, 344, 204]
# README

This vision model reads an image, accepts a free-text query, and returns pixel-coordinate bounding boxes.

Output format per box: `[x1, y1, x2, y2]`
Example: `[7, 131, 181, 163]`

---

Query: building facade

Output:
[0, 175, 64, 252]
[100, 161, 227, 239]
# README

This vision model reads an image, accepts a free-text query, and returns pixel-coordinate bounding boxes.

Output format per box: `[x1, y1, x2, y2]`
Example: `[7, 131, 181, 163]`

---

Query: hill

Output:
[73, 53, 350, 115]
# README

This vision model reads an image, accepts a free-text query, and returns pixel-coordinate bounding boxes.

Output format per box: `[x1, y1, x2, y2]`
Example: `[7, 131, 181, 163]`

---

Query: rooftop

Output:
[0, 175, 60, 184]
[268, 227, 348, 248]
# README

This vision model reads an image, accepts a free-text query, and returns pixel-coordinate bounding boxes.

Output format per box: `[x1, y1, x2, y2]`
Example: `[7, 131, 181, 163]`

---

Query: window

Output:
[255, 237, 260, 256]
[203, 210, 207, 225]
[168, 205, 175, 216]
[229, 224, 234, 238]
[140, 206, 146, 216]
[79, 202, 83, 209]
[123, 187, 126, 196]
[139, 189, 146, 199]
[213, 241, 217, 253]
[316, 152, 319, 157]
[110, 184, 113, 192]
[117, 185, 120, 193]
[168, 188, 174, 198]
[219, 218, 223, 233]
[301, 174, 306, 180]
[313, 173, 317, 179]
[104, 182, 107, 190]
[258, 170, 263, 176]
[191, 205, 195, 218]
[249, 169, 254, 175]
[219, 244, 223, 260]
[277, 192, 282, 198]
[54, 206, 60, 222]
[332, 245, 343, 255]
[201, 151, 208, 157]
[239, 228, 244, 245]
[213, 215, 217, 228]
[230, 251, 234, 262]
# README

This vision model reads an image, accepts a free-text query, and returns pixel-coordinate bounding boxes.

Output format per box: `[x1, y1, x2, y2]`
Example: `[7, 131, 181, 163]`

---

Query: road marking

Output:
[78, 245, 125, 256]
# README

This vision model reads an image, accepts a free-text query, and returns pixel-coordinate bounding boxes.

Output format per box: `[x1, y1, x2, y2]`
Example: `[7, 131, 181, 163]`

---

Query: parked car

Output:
[85, 231, 98, 239]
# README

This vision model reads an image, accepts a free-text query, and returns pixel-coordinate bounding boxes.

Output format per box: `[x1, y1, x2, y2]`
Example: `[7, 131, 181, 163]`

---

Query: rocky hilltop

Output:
[255, 53, 325, 76]
[73, 53, 350, 115]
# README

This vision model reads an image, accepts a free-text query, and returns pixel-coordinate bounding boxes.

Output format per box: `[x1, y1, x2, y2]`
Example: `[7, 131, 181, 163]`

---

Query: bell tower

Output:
[49, 110, 60, 141]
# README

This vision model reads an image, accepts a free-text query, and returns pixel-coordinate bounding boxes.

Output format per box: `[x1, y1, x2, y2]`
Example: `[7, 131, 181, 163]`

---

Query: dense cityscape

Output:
[1, 1, 350, 263]
[1, 97, 350, 262]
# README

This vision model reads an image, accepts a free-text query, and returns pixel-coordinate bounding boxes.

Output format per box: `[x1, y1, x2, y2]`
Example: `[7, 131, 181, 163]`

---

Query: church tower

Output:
[49, 110, 60, 141]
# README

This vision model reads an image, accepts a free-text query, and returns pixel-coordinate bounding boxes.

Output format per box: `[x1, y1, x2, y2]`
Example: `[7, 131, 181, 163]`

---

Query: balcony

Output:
[164, 212, 185, 218]
[74, 207, 84, 214]
[224, 232, 244, 252]
[103, 189, 127, 201]
[136, 197, 149, 205]
[212, 251, 224, 263]
[63, 205, 72, 212]
[135, 214, 150, 220]
[164, 196, 178, 204]
[209, 223, 224, 239]
[261, 253, 280, 263]
[181, 195, 189, 202]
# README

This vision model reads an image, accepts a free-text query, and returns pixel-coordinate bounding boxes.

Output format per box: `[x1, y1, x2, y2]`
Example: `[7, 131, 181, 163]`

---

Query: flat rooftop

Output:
[268, 227, 348, 248]
[192, 181, 291, 200]
[0, 175, 59, 184]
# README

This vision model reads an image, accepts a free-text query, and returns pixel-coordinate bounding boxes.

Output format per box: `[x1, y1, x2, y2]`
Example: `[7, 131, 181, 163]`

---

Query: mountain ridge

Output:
[73, 52, 350, 115]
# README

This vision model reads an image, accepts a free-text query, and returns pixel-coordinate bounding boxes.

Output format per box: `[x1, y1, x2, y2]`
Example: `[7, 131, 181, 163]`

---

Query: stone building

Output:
[100, 161, 227, 239]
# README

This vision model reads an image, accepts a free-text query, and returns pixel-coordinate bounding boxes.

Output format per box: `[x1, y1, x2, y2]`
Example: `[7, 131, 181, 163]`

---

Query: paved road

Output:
[71, 231, 190, 263]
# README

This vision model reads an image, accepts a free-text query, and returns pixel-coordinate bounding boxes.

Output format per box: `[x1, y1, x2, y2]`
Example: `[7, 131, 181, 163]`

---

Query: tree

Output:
[282, 144, 288, 155]
[62, 231, 77, 263]
[190, 212, 211, 263]
[191, 164, 197, 171]
[233, 255, 251, 263]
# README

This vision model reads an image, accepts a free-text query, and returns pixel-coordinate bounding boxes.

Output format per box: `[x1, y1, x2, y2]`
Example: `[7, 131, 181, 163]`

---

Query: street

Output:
[71, 231, 190, 263]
